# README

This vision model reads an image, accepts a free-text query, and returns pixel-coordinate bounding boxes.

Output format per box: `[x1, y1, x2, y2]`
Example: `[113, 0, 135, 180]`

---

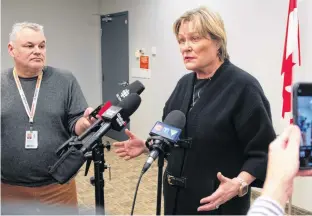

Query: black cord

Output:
[130, 172, 144, 215]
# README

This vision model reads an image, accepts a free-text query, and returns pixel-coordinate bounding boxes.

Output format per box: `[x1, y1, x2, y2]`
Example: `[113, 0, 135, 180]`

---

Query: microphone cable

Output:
[130, 171, 144, 215]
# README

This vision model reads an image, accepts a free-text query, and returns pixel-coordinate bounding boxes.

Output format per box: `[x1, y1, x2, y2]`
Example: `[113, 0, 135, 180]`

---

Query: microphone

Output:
[82, 80, 145, 139]
[141, 110, 186, 174]
[89, 80, 145, 119]
[80, 93, 141, 154]
[115, 80, 145, 103]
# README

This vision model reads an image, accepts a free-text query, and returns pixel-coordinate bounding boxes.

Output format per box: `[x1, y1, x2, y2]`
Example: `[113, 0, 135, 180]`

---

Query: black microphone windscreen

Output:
[118, 93, 141, 117]
[164, 110, 186, 129]
[110, 80, 145, 106]
[129, 80, 145, 95]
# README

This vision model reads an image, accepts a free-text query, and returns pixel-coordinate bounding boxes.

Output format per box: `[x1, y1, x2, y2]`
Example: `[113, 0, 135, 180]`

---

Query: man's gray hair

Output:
[9, 22, 44, 42]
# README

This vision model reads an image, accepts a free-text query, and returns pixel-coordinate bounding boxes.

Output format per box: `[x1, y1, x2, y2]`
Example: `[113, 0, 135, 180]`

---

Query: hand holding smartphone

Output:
[292, 82, 312, 170]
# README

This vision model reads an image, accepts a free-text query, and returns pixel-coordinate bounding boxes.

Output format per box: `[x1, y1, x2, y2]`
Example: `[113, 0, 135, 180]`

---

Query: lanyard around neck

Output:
[13, 68, 43, 124]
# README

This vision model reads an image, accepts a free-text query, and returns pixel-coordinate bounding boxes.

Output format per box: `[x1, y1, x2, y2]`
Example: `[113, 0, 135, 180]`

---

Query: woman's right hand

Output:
[113, 129, 147, 160]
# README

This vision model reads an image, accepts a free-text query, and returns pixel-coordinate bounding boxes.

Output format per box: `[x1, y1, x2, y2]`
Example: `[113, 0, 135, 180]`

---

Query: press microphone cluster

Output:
[49, 80, 144, 185]
[55, 80, 145, 157]
[80, 94, 141, 154]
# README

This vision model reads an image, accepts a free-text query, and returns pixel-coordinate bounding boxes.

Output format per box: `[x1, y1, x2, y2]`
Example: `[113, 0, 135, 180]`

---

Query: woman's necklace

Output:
[191, 77, 212, 108]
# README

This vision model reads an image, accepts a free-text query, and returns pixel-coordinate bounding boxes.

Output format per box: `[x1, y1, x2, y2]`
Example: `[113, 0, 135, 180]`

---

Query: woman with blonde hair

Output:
[114, 6, 276, 215]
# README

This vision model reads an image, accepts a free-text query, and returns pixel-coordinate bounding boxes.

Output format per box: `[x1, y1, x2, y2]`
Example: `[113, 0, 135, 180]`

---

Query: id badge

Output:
[25, 131, 38, 149]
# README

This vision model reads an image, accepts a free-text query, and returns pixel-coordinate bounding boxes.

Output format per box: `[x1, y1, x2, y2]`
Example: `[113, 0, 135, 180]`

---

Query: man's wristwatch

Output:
[235, 177, 248, 197]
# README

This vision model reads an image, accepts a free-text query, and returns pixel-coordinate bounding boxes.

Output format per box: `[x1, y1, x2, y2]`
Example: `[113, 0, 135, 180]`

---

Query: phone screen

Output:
[295, 84, 312, 169]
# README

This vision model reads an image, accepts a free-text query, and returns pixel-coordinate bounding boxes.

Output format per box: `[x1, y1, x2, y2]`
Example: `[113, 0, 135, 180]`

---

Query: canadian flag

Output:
[281, 0, 301, 124]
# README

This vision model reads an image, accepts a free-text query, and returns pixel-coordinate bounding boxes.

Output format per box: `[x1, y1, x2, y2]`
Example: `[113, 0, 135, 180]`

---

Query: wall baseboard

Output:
[251, 189, 312, 215]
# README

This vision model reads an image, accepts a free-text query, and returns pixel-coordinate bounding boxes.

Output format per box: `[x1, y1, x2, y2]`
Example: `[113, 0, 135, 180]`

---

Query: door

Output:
[101, 12, 129, 141]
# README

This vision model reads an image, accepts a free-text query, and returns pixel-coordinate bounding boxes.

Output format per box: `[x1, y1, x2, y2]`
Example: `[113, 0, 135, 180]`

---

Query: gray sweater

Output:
[1, 66, 88, 187]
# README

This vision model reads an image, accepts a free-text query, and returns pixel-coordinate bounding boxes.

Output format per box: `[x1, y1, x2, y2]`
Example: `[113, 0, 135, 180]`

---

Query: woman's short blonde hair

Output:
[173, 6, 229, 61]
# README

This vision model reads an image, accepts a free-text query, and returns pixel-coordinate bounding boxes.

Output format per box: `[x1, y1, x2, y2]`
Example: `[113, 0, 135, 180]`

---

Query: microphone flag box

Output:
[149, 121, 182, 143]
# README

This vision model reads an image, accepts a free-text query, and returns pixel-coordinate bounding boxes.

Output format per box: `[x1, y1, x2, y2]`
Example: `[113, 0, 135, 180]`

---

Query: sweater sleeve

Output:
[233, 83, 276, 188]
[66, 73, 88, 135]
[247, 196, 285, 216]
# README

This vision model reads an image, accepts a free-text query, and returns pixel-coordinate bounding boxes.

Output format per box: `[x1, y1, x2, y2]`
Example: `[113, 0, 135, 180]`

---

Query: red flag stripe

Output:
[281, 0, 301, 123]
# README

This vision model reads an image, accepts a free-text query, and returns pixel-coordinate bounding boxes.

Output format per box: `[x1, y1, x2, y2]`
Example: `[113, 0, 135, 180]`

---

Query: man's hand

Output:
[74, 107, 96, 135]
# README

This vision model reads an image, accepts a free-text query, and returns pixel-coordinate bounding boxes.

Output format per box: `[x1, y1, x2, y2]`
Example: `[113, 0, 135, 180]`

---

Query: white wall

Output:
[1, 0, 102, 107]
[100, 0, 312, 211]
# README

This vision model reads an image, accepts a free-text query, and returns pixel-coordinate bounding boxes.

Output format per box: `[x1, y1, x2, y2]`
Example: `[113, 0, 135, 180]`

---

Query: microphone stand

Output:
[153, 138, 191, 215]
[145, 137, 168, 216]
[156, 151, 165, 215]
[84, 140, 111, 215]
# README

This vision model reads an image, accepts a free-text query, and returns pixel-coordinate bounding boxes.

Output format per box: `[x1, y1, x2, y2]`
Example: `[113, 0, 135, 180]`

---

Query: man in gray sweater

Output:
[1, 22, 94, 212]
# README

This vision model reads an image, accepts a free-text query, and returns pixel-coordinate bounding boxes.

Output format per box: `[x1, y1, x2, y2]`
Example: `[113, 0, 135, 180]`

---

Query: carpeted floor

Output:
[76, 137, 161, 215]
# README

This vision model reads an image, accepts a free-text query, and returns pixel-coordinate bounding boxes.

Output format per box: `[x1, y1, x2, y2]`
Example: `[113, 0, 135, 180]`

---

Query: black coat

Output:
[162, 60, 276, 215]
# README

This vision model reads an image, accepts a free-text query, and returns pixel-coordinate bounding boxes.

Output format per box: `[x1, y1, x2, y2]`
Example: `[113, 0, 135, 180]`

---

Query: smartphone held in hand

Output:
[292, 82, 312, 170]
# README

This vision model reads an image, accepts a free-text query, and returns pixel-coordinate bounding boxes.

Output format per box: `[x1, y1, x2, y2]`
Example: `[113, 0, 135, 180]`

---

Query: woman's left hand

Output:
[197, 172, 241, 212]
